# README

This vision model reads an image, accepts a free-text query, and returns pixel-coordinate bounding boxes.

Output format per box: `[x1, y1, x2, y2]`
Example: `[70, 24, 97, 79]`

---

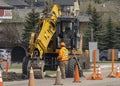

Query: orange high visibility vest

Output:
[57, 47, 69, 61]
[0, 59, 3, 63]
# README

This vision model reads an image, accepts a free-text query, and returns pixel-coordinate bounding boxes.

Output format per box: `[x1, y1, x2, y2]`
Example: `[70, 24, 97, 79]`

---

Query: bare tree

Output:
[1, 23, 21, 47]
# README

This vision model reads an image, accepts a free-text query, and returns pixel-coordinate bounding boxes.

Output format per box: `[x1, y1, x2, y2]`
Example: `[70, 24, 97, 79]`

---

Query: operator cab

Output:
[56, 17, 80, 50]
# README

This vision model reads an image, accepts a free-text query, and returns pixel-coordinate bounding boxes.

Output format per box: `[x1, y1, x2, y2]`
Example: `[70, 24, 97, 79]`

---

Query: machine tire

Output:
[65, 57, 84, 78]
[66, 58, 76, 78]
[22, 56, 29, 79]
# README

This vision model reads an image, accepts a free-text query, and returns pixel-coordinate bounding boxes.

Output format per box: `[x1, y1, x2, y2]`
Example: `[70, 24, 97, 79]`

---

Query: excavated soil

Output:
[2, 72, 28, 82]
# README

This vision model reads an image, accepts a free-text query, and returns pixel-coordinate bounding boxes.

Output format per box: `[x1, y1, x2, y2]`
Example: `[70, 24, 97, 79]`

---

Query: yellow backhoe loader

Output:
[12, 4, 89, 79]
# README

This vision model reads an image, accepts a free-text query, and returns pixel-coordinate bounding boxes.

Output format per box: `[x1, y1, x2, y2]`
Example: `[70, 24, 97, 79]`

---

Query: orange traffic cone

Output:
[116, 65, 120, 78]
[73, 64, 81, 83]
[54, 66, 63, 85]
[6, 61, 9, 73]
[28, 67, 35, 86]
[96, 65, 102, 80]
[0, 70, 3, 86]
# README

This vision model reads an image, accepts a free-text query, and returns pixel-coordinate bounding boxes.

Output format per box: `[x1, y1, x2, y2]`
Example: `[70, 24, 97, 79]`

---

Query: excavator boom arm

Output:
[29, 5, 61, 59]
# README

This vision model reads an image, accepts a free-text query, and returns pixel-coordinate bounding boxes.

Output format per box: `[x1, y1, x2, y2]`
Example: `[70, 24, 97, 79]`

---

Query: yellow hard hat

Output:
[60, 42, 65, 46]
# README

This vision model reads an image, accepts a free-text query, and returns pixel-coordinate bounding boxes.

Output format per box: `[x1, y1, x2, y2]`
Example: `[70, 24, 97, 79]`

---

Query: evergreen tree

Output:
[86, 4, 92, 15]
[89, 7, 102, 42]
[105, 17, 115, 49]
[114, 26, 120, 48]
[22, 9, 39, 43]
[83, 29, 91, 50]
[97, 30, 108, 50]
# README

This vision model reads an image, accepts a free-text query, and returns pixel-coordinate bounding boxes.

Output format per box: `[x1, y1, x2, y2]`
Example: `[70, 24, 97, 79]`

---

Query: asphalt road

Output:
[4, 65, 120, 86]
[4, 77, 120, 86]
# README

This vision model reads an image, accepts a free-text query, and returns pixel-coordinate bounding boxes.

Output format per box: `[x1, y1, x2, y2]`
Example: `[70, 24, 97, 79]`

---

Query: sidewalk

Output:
[91, 62, 120, 69]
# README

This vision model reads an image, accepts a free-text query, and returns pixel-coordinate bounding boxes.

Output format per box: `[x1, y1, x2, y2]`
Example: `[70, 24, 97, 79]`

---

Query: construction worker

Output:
[57, 42, 69, 79]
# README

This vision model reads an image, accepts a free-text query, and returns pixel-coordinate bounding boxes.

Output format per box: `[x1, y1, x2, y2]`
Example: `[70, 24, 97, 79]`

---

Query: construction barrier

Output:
[106, 49, 116, 78]
[54, 66, 63, 85]
[87, 50, 102, 80]
[0, 70, 3, 86]
[96, 65, 102, 80]
[116, 65, 120, 78]
[73, 64, 81, 83]
[6, 54, 10, 73]
[28, 67, 35, 86]
[5, 58, 9, 73]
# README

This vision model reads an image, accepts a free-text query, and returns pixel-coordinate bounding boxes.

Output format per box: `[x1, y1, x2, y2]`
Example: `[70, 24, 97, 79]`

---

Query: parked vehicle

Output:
[0, 49, 11, 61]
[99, 49, 120, 61]
[99, 50, 108, 61]
[118, 51, 120, 60]
[0, 54, 7, 61]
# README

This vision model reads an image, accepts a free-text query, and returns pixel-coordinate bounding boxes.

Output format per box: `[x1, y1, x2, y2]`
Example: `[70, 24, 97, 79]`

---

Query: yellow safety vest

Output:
[57, 47, 69, 61]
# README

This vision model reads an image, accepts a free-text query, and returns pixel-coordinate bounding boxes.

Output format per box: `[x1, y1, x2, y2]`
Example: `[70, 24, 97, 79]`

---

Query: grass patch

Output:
[45, 70, 56, 75]
[9, 65, 22, 69]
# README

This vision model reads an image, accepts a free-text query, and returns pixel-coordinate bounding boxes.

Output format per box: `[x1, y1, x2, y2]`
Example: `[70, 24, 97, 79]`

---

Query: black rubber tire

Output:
[22, 56, 29, 79]
[65, 57, 84, 78]
[66, 58, 76, 78]
[101, 57, 107, 61]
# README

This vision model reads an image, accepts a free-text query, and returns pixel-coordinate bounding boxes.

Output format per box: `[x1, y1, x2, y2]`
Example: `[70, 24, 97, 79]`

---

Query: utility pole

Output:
[31, 0, 35, 13]
[31, 0, 34, 8]
[91, 28, 94, 42]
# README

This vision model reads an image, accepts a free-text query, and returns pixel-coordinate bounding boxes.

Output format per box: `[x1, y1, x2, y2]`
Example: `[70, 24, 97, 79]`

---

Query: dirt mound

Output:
[2, 72, 28, 81]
